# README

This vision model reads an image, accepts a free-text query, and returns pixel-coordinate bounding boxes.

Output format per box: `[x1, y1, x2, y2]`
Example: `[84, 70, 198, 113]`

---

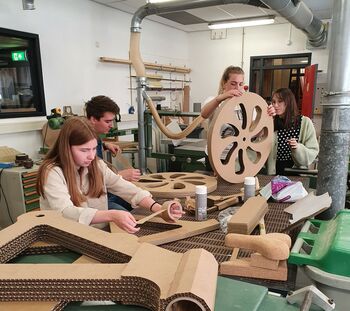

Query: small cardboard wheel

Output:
[161, 200, 182, 222]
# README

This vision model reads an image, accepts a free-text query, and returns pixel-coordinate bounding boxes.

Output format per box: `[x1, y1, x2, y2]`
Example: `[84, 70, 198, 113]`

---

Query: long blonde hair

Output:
[37, 117, 105, 206]
[218, 66, 244, 94]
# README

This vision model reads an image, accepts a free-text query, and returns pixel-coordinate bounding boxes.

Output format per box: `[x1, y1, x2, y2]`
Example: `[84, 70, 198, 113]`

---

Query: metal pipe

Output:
[130, 0, 327, 173]
[317, 0, 350, 219]
[131, 0, 326, 48]
[130, 1, 265, 174]
[259, 0, 327, 47]
[136, 77, 147, 174]
[131, 0, 263, 32]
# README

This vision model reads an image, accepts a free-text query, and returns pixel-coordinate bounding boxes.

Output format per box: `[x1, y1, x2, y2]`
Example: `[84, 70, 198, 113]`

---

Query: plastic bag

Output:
[272, 181, 308, 202]
[260, 175, 308, 203]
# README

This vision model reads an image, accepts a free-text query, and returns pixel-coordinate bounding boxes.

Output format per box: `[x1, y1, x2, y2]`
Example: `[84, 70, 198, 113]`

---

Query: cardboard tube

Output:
[160, 200, 182, 222]
[130, 31, 205, 140]
[129, 32, 146, 77]
[136, 200, 183, 225]
[145, 95, 204, 140]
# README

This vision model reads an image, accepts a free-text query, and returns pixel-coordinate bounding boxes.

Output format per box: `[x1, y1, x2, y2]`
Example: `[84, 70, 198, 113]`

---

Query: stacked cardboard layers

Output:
[227, 196, 268, 234]
[0, 211, 218, 311]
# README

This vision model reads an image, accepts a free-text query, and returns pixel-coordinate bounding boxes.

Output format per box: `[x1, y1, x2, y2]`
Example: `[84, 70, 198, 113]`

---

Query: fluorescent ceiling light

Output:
[208, 15, 275, 30]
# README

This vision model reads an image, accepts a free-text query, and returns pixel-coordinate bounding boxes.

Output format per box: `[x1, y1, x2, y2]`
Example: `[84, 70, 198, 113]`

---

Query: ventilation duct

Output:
[129, 0, 328, 173]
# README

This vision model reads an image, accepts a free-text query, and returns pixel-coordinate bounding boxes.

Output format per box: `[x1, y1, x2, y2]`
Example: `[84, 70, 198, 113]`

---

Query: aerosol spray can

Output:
[244, 177, 256, 201]
[195, 185, 207, 221]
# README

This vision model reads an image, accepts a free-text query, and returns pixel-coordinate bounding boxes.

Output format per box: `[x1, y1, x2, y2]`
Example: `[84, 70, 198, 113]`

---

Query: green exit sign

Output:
[11, 51, 27, 61]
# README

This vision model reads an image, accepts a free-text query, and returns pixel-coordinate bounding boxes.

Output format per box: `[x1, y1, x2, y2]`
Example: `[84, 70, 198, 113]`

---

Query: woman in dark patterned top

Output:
[266, 88, 319, 175]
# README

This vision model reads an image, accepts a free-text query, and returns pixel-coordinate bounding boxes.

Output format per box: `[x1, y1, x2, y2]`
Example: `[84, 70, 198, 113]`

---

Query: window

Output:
[249, 53, 311, 107]
[0, 27, 46, 118]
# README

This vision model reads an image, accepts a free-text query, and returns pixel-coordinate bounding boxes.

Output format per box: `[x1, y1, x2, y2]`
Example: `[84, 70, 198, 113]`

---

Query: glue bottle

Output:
[195, 185, 207, 221]
[244, 177, 256, 201]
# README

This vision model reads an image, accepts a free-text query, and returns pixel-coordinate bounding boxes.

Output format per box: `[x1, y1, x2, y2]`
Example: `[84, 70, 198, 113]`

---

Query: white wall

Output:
[0, 0, 330, 160]
[188, 23, 330, 105]
[0, 0, 188, 159]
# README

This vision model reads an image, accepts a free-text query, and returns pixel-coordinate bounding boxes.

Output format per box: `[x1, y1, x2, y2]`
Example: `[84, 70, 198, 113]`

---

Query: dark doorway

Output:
[249, 53, 312, 109]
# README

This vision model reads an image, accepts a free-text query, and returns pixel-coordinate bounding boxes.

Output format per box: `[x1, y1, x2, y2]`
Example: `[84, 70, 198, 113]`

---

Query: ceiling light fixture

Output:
[208, 15, 275, 30]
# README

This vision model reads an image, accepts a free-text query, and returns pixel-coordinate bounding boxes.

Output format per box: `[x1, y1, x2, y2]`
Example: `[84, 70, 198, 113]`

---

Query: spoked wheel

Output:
[207, 92, 273, 183]
[133, 172, 217, 198]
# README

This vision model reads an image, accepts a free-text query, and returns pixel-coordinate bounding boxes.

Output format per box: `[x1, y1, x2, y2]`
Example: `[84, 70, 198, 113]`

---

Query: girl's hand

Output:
[220, 89, 242, 101]
[169, 201, 185, 220]
[104, 142, 121, 155]
[288, 138, 298, 149]
[267, 105, 276, 117]
[119, 168, 141, 182]
[110, 210, 140, 234]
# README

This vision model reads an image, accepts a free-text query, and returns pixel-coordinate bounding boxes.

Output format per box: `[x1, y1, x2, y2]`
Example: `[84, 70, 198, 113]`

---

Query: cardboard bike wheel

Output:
[207, 92, 273, 184]
[134, 172, 217, 198]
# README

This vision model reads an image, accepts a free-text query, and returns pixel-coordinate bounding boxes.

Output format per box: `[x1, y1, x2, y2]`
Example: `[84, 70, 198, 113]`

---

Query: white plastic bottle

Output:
[195, 185, 207, 221]
[244, 177, 256, 201]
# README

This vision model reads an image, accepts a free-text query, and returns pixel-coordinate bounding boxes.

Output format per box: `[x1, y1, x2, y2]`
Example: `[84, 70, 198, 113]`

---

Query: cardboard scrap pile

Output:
[0, 211, 218, 311]
[0, 146, 21, 162]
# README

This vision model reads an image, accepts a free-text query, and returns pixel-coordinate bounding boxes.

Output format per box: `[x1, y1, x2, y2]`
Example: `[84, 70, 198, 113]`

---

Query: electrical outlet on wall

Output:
[210, 29, 227, 40]
[314, 82, 327, 115]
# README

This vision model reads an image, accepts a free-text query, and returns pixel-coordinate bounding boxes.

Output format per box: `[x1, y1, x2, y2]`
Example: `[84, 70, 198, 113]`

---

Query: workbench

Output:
[3, 175, 311, 310]
[135, 175, 309, 294]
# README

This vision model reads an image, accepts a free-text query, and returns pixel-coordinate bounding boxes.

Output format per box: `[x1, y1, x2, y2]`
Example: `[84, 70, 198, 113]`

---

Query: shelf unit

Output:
[99, 57, 191, 110]
[0, 165, 40, 228]
[99, 57, 191, 74]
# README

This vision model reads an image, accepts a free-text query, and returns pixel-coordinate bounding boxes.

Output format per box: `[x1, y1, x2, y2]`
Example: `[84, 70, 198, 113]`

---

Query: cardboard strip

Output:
[136, 209, 166, 225]
[111, 216, 219, 246]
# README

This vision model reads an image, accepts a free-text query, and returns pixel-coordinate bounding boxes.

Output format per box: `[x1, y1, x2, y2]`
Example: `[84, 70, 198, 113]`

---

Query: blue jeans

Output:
[107, 193, 132, 212]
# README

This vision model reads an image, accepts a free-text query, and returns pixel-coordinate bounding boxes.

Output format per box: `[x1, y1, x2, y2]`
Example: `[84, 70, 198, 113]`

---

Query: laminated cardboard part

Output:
[0, 256, 97, 310]
[225, 233, 291, 260]
[0, 211, 218, 311]
[134, 172, 217, 198]
[207, 92, 273, 184]
[284, 191, 332, 224]
[220, 255, 288, 281]
[220, 233, 291, 281]
[111, 216, 220, 245]
[250, 253, 280, 270]
[227, 196, 268, 234]
[0, 301, 67, 311]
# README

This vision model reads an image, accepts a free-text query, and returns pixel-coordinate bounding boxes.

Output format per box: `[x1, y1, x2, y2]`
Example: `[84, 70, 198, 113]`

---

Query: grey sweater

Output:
[266, 116, 319, 175]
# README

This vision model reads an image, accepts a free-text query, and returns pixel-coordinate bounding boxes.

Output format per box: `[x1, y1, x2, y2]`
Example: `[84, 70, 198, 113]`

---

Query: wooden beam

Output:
[99, 57, 191, 74]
